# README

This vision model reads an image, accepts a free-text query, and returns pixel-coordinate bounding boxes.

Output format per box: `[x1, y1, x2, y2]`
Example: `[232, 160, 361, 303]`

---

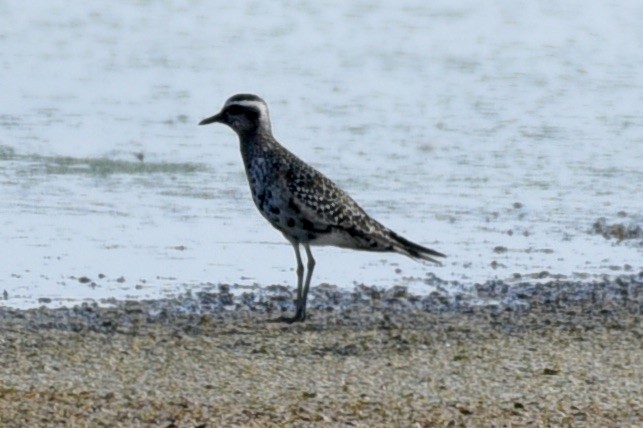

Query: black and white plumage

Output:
[199, 94, 445, 322]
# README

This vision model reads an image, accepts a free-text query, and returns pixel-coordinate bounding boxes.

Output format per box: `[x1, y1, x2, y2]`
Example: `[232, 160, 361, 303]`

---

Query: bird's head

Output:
[199, 93, 271, 136]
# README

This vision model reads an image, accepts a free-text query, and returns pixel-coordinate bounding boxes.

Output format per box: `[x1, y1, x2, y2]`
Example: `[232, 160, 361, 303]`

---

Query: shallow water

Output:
[1, 1, 642, 308]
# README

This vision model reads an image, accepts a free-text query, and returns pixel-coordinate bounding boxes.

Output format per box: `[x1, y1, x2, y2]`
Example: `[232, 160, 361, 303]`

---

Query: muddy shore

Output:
[0, 274, 641, 426]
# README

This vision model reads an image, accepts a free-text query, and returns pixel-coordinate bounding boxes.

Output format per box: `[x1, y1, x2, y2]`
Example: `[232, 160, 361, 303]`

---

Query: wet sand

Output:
[0, 275, 641, 427]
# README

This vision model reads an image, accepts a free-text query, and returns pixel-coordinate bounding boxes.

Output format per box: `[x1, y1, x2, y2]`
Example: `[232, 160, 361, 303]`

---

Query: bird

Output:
[199, 94, 445, 322]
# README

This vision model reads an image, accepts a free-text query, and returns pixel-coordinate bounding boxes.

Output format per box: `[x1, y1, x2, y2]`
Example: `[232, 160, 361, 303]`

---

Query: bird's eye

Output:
[226, 105, 244, 115]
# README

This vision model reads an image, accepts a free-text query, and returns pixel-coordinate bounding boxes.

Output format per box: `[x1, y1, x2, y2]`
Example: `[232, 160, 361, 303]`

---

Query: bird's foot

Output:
[268, 311, 306, 324]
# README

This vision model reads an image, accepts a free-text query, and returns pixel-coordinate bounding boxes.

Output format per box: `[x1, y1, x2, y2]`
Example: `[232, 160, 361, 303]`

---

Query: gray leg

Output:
[291, 242, 304, 316]
[296, 243, 315, 321]
[273, 240, 312, 323]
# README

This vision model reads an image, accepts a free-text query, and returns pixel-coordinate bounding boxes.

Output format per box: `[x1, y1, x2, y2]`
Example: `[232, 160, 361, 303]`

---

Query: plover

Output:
[199, 94, 445, 322]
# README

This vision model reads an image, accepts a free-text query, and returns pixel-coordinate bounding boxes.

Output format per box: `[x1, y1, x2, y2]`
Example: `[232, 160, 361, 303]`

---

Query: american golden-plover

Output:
[199, 94, 445, 322]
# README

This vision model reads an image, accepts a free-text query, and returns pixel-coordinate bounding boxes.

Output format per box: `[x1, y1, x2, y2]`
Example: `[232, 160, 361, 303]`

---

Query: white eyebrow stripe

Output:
[225, 100, 265, 109]
[225, 100, 270, 119]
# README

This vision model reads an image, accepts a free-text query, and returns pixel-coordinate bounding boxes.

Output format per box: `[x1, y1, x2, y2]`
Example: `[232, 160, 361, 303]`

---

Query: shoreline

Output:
[0, 274, 641, 426]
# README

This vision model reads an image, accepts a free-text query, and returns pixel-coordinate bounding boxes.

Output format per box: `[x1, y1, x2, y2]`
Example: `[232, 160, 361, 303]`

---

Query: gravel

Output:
[0, 273, 641, 426]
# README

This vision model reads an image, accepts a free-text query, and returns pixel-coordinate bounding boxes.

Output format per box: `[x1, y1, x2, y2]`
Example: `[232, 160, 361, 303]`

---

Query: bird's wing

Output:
[280, 150, 446, 263]
[282, 154, 389, 237]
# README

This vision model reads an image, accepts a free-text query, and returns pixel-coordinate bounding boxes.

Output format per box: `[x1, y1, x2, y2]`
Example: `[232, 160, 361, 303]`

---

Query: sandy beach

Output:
[1, 276, 640, 427]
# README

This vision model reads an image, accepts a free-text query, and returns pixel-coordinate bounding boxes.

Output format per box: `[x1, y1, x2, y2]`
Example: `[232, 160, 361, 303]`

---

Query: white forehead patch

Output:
[225, 99, 269, 117]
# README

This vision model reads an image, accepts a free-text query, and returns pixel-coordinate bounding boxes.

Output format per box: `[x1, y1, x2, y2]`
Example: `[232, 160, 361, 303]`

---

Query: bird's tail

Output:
[387, 230, 446, 265]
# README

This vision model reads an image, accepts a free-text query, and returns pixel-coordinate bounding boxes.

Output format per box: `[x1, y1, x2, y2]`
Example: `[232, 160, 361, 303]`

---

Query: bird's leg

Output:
[292, 242, 305, 316]
[294, 243, 315, 322]
[272, 242, 305, 323]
